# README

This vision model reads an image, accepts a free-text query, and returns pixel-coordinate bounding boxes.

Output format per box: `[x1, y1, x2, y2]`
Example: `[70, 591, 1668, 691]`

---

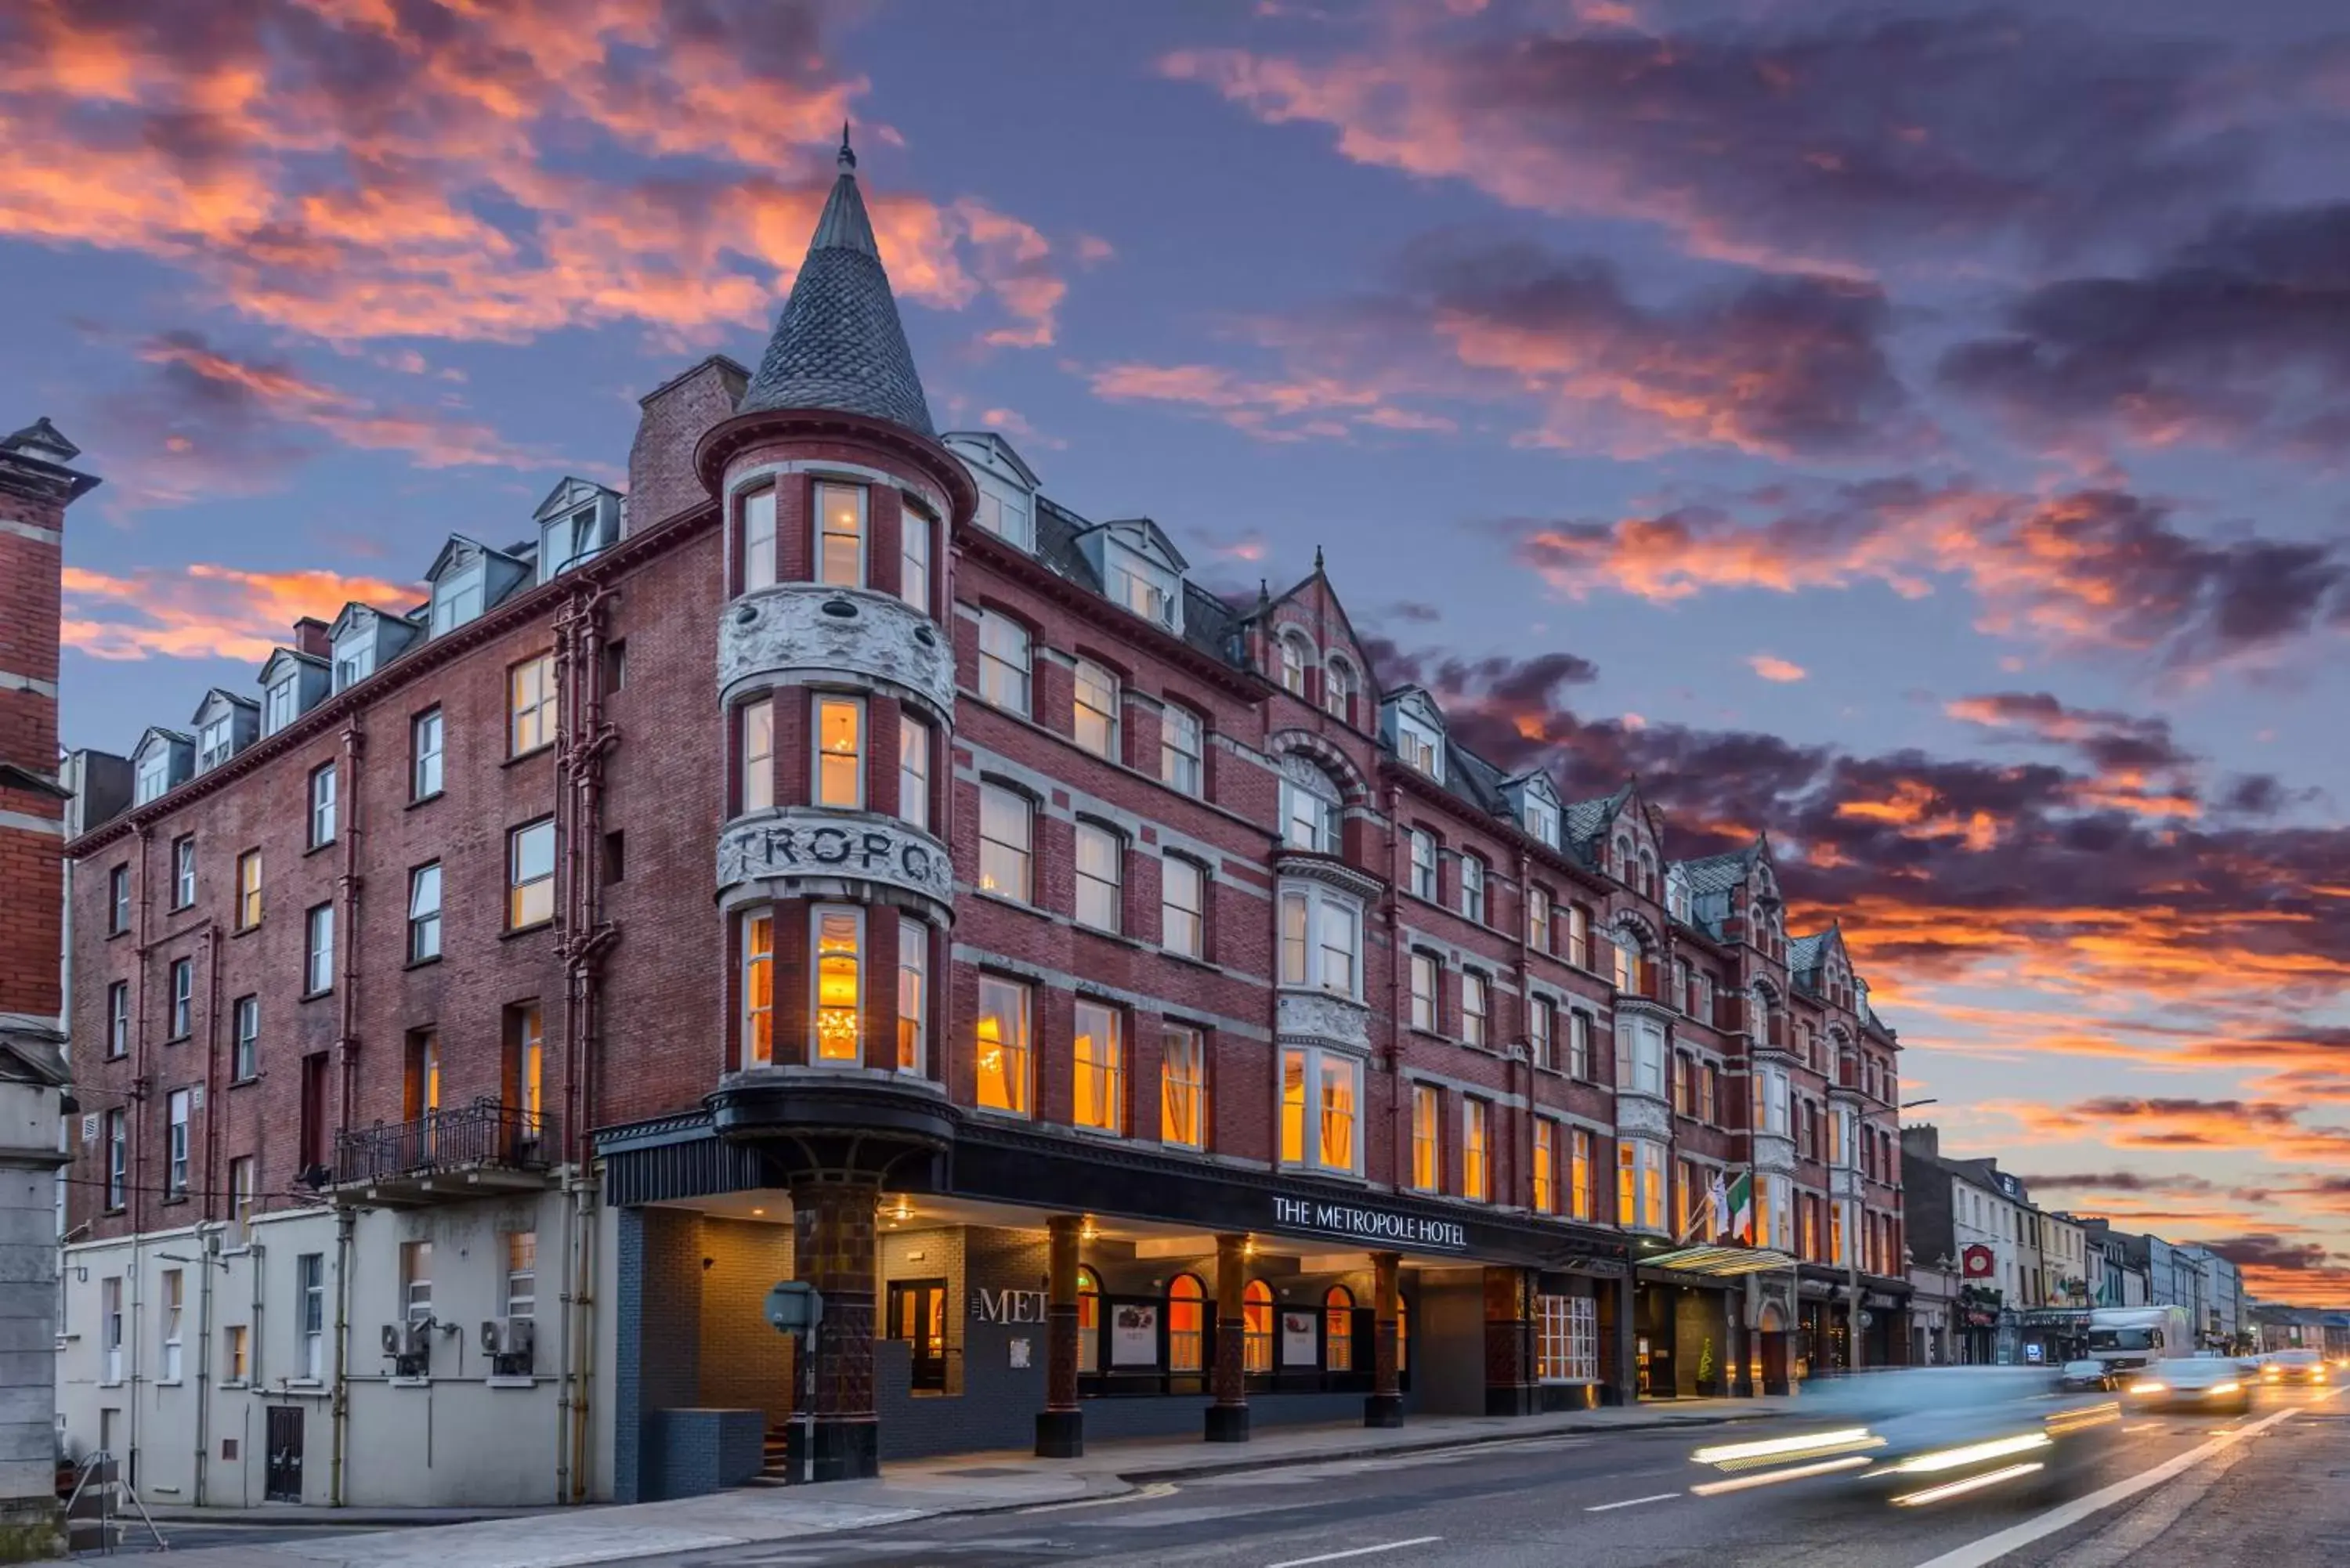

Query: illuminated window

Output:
[1537, 1295, 1597, 1382]
[1463, 1098, 1491, 1201]
[1411, 1085, 1440, 1192]
[815, 482, 866, 587]
[1534, 1120, 1556, 1213]
[510, 1003, 544, 1129]
[1618, 1140, 1665, 1232]
[1075, 822, 1122, 933]
[813, 694, 865, 809]
[1280, 1045, 1361, 1174]
[1078, 1266, 1100, 1374]
[1161, 1024, 1204, 1148]
[739, 698, 773, 813]
[739, 486, 776, 592]
[509, 653, 556, 756]
[1244, 1280, 1274, 1372]
[508, 818, 555, 930]
[896, 916, 927, 1073]
[978, 785, 1032, 901]
[975, 975, 1032, 1115]
[1571, 1128, 1593, 1219]
[1168, 1274, 1205, 1371]
[1073, 659, 1119, 759]
[1409, 952, 1437, 1031]
[235, 851, 262, 930]
[1325, 1285, 1355, 1371]
[743, 911, 774, 1066]
[1073, 1000, 1123, 1133]
[812, 906, 862, 1062]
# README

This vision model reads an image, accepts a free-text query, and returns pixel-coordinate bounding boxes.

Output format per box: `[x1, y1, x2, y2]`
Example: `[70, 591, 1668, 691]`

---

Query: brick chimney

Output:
[292, 615, 331, 659]
[0, 417, 98, 1039]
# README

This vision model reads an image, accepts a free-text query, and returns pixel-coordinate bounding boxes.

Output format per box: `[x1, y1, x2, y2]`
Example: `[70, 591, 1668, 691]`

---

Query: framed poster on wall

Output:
[1282, 1310, 1318, 1366]
[1112, 1303, 1159, 1366]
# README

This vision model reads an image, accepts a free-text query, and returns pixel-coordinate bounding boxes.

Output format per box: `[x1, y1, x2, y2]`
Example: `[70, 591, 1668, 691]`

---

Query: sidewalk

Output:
[150, 1397, 1794, 1567]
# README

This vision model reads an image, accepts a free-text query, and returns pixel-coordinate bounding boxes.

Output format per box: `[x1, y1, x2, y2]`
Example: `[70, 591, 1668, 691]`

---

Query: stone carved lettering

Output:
[971, 1288, 1048, 1324]
[718, 808, 954, 904]
[718, 585, 956, 717]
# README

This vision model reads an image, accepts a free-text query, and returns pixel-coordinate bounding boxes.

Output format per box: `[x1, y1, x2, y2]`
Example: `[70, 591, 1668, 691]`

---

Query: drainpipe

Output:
[328, 1203, 354, 1506]
[1383, 782, 1406, 1187]
[334, 720, 366, 1149]
[192, 1228, 215, 1505]
[128, 825, 153, 1482]
[1514, 845, 1533, 1210]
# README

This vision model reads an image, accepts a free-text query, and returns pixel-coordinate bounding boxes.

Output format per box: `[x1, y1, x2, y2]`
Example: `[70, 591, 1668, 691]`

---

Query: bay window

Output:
[900, 506, 932, 616]
[1279, 1044, 1361, 1175]
[975, 975, 1032, 1115]
[813, 693, 864, 809]
[898, 715, 931, 830]
[743, 910, 773, 1066]
[1278, 883, 1360, 998]
[815, 482, 866, 587]
[896, 916, 927, 1072]
[1617, 1140, 1665, 1232]
[812, 906, 862, 1062]
[739, 698, 773, 813]
[1073, 1000, 1123, 1133]
[740, 486, 776, 592]
[1616, 1014, 1665, 1097]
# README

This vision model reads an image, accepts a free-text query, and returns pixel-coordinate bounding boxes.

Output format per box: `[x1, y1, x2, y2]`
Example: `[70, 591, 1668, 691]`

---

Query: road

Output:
[617, 1385, 2348, 1568]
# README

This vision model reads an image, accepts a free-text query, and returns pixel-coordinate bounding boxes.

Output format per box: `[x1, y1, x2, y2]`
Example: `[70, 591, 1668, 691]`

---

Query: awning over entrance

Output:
[1638, 1245, 1793, 1277]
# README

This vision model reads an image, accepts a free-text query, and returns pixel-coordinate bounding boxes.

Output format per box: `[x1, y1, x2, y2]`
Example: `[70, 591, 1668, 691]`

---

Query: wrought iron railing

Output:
[332, 1097, 556, 1185]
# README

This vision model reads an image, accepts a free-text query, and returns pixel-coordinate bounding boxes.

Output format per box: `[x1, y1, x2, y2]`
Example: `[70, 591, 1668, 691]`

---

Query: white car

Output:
[2124, 1357, 2251, 1414]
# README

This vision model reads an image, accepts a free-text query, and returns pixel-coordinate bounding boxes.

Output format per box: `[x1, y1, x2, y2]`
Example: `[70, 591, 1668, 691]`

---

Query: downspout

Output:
[329, 1204, 354, 1506]
[128, 825, 153, 1483]
[1383, 783, 1406, 1189]
[192, 1228, 214, 1505]
[1515, 846, 1532, 1211]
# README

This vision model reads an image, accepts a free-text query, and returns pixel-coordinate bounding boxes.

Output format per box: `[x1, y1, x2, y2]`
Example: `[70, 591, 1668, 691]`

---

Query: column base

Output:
[1597, 1382, 1629, 1407]
[1731, 1375, 1757, 1399]
[1204, 1404, 1251, 1443]
[1484, 1386, 1538, 1417]
[1362, 1393, 1404, 1429]
[794, 1417, 880, 1483]
[1034, 1409, 1085, 1459]
[1762, 1376, 1792, 1396]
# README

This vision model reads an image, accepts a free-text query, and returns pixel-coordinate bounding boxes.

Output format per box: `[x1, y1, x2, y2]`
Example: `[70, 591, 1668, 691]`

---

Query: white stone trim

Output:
[0, 517, 60, 546]
[0, 809, 65, 836]
[0, 668, 57, 698]
[720, 583, 955, 721]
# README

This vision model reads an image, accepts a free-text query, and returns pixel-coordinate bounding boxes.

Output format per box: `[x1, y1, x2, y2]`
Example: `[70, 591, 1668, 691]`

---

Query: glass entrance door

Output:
[887, 1278, 948, 1391]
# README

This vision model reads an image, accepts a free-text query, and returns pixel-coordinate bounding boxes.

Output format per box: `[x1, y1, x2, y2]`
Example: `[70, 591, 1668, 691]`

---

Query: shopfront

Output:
[598, 1110, 1639, 1497]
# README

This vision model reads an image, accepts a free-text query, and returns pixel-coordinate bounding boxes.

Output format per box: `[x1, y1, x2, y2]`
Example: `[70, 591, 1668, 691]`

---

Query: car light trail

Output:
[2129, 1380, 2167, 1394]
[1688, 1455, 1875, 1497]
[1890, 1461, 2046, 1508]
[1690, 1427, 1879, 1470]
[1888, 1432, 2052, 1476]
[2044, 1402, 2120, 1436]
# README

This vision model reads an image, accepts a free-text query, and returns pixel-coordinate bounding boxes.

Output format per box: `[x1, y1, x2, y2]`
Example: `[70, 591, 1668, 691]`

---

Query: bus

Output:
[2086, 1306, 2192, 1371]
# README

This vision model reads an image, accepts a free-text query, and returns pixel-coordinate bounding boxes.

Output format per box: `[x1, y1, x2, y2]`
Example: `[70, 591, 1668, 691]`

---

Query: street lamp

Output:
[1900, 1098, 1938, 1110]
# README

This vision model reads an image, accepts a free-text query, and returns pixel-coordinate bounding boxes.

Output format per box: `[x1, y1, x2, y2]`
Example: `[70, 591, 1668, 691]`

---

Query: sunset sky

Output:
[8, 0, 2350, 1302]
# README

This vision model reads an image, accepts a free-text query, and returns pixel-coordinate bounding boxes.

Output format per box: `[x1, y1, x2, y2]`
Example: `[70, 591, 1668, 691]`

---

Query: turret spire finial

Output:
[839, 121, 856, 173]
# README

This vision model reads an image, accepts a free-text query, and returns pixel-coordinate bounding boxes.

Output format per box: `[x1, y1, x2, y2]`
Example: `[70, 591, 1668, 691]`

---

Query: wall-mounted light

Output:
[1079, 1217, 1098, 1244]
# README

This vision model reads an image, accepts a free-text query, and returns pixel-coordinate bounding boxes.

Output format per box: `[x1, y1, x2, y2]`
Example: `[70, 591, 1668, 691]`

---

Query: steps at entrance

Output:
[755, 1426, 792, 1485]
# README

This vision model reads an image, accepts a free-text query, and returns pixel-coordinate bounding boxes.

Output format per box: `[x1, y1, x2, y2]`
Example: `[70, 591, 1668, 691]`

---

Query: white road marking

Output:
[1585, 1492, 1681, 1512]
[1019, 1481, 1179, 1514]
[2120, 1423, 2162, 1433]
[1264, 1537, 1443, 1568]
[1906, 1401, 2305, 1568]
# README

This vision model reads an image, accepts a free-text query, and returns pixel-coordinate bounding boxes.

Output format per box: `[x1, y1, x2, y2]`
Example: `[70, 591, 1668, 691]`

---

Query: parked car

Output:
[2057, 1358, 2115, 1392]
[2124, 1356, 2251, 1414]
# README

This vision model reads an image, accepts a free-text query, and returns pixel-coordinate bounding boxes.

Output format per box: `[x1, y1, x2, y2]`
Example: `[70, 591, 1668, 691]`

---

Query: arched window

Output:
[1636, 848, 1656, 900]
[1278, 633, 1311, 696]
[1243, 1279, 1274, 1372]
[1613, 835, 1632, 882]
[1278, 754, 1343, 854]
[1325, 1285, 1354, 1371]
[1323, 656, 1354, 724]
[1168, 1274, 1205, 1372]
[1078, 1266, 1101, 1374]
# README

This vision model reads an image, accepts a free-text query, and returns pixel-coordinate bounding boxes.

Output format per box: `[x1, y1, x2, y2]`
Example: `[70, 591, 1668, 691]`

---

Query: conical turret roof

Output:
[739, 126, 936, 437]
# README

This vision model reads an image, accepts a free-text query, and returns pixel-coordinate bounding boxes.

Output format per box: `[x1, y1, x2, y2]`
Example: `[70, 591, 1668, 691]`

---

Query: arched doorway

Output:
[1325, 1285, 1355, 1372]
[1167, 1274, 1205, 1375]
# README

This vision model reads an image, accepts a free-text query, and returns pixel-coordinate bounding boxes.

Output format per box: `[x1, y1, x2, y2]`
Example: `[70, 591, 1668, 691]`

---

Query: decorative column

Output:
[1603, 1269, 1640, 1407]
[1036, 1215, 1085, 1457]
[1483, 1266, 1536, 1416]
[1365, 1251, 1403, 1427]
[1206, 1233, 1250, 1442]
[791, 1176, 881, 1480]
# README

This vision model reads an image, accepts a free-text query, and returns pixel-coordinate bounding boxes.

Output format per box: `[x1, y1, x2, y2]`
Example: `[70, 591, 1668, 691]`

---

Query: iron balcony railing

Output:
[332, 1097, 556, 1186]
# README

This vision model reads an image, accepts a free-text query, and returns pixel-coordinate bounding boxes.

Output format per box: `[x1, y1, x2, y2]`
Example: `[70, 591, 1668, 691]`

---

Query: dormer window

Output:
[948, 433, 1040, 552]
[1666, 865, 1691, 923]
[135, 749, 172, 805]
[431, 563, 485, 634]
[197, 713, 234, 772]
[333, 634, 374, 692]
[1396, 712, 1441, 779]
[1277, 633, 1310, 697]
[1114, 562, 1177, 627]
[543, 497, 617, 581]
[264, 677, 298, 735]
[1525, 796, 1558, 847]
[974, 484, 1032, 550]
[1323, 657, 1355, 724]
